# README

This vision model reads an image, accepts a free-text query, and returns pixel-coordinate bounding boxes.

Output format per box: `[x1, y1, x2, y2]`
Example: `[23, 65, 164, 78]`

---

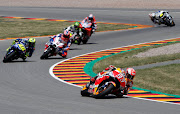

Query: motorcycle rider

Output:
[7, 38, 36, 60]
[82, 14, 97, 35]
[149, 10, 169, 25]
[50, 30, 72, 58]
[85, 65, 136, 97]
[65, 21, 83, 42]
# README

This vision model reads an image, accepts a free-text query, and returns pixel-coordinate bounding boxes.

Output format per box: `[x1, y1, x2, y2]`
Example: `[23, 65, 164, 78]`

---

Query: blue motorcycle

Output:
[3, 42, 26, 63]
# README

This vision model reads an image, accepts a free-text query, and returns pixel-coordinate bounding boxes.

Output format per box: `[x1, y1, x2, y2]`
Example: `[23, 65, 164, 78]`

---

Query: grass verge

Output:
[0, 17, 136, 39]
[135, 64, 180, 95]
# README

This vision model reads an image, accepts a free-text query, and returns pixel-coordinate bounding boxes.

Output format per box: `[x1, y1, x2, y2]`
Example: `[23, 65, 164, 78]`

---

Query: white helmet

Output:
[88, 14, 93, 20]
[126, 68, 136, 80]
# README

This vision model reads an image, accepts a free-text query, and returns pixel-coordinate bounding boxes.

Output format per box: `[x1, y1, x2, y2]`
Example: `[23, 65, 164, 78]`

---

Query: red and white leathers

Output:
[82, 14, 97, 32]
[50, 33, 72, 57]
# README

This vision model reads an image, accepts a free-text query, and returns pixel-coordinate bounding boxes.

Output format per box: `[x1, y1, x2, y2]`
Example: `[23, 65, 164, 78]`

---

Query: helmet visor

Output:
[63, 35, 69, 38]
[126, 73, 134, 80]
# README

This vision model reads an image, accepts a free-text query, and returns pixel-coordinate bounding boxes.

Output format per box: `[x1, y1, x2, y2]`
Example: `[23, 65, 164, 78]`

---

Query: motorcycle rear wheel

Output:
[82, 39, 88, 44]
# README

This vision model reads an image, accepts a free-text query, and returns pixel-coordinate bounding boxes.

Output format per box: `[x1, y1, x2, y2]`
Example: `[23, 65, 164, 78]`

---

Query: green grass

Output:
[93, 42, 180, 95]
[0, 17, 135, 39]
[135, 64, 180, 95]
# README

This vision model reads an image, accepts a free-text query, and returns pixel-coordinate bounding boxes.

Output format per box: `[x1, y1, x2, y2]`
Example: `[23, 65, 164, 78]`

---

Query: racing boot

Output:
[61, 51, 67, 58]
[22, 54, 27, 61]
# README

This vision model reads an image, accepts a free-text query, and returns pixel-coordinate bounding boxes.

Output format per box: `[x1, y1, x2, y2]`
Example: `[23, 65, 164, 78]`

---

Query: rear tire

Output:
[3, 51, 16, 63]
[40, 49, 51, 59]
[77, 38, 82, 45]
[82, 39, 88, 44]
[170, 21, 175, 27]
[81, 89, 90, 96]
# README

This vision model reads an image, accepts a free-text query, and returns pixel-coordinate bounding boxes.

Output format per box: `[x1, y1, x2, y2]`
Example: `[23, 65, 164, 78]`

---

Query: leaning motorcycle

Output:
[3, 42, 26, 63]
[40, 37, 64, 59]
[149, 12, 175, 27]
[81, 71, 126, 98]
[79, 20, 92, 44]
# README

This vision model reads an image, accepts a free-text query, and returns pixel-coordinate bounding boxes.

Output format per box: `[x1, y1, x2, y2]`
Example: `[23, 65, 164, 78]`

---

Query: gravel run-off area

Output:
[134, 43, 180, 57]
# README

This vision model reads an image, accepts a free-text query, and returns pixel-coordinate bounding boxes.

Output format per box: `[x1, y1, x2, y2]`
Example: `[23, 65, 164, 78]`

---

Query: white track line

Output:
[49, 37, 180, 106]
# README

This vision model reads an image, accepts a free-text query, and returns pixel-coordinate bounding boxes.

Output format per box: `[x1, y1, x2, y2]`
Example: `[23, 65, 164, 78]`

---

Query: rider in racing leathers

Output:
[7, 38, 36, 60]
[149, 10, 169, 25]
[50, 30, 72, 58]
[81, 14, 97, 35]
[85, 65, 136, 97]
[65, 22, 83, 42]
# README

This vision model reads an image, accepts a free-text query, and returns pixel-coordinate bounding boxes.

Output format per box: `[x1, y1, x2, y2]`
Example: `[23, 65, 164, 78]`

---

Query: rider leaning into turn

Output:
[65, 22, 83, 41]
[7, 38, 36, 60]
[82, 14, 97, 34]
[149, 10, 169, 25]
[86, 65, 136, 97]
[51, 30, 72, 58]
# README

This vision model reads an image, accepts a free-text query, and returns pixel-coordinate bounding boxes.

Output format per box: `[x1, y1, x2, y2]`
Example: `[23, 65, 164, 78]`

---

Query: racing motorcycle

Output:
[40, 37, 65, 59]
[79, 20, 93, 44]
[149, 12, 175, 27]
[3, 42, 26, 63]
[81, 70, 126, 98]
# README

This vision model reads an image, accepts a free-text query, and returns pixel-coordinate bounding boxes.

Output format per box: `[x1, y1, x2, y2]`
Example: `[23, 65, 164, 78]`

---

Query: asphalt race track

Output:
[0, 7, 180, 114]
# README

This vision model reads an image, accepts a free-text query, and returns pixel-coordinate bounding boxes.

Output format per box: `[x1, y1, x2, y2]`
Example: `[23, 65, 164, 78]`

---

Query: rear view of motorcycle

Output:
[79, 20, 93, 44]
[3, 42, 26, 63]
[40, 37, 65, 59]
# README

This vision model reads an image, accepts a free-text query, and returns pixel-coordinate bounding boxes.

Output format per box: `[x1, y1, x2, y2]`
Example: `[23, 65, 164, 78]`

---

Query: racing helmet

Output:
[63, 30, 70, 38]
[74, 22, 80, 29]
[14, 38, 22, 43]
[28, 38, 36, 47]
[126, 68, 136, 80]
[88, 14, 93, 21]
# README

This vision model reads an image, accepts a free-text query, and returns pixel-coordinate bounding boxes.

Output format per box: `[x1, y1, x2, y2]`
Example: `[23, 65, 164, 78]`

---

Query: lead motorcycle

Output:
[40, 37, 65, 59]
[3, 42, 26, 63]
[81, 69, 127, 98]
[79, 20, 93, 44]
[149, 12, 175, 27]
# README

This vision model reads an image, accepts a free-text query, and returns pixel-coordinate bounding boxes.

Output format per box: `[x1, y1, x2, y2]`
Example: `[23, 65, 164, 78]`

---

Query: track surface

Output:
[0, 7, 180, 114]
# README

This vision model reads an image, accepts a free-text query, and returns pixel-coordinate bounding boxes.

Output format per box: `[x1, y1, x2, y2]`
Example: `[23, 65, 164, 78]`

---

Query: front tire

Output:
[3, 51, 16, 63]
[40, 49, 51, 59]
[93, 83, 115, 98]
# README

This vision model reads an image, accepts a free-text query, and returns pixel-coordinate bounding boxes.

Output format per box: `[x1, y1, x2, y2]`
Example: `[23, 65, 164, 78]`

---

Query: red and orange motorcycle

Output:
[81, 69, 127, 98]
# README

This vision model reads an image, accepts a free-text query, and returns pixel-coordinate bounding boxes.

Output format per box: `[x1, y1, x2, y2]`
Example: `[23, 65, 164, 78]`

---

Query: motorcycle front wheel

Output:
[93, 83, 115, 98]
[3, 51, 16, 63]
[40, 49, 51, 59]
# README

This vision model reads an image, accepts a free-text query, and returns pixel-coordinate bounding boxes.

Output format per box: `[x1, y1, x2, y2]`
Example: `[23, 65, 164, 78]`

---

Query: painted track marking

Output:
[49, 38, 180, 105]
